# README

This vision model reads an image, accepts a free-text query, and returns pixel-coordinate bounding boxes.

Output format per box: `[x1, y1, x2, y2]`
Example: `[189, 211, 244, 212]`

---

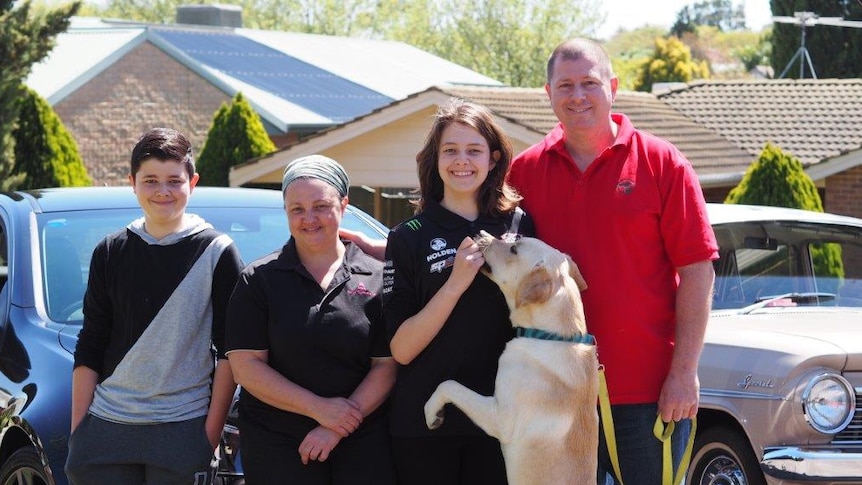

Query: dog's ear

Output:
[515, 264, 555, 308]
[566, 255, 588, 291]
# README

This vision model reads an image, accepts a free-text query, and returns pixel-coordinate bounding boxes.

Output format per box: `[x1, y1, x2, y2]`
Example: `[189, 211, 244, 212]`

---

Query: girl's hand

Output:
[445, 236, 485, 295]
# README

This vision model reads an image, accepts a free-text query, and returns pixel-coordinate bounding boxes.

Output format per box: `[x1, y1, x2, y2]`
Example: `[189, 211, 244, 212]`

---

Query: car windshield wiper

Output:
[738, 292, 837, 314]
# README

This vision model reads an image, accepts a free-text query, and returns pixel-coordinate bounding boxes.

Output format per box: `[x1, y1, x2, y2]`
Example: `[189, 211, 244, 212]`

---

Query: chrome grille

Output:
[832, 389, 862, 444]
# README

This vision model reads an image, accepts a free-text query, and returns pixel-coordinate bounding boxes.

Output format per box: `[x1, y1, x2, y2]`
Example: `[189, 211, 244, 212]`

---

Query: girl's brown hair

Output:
[414, 98, 521, 216]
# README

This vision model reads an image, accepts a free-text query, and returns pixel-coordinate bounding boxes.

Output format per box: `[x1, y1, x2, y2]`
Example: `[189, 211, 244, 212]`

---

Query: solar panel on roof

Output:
[153, 29, 392, 122]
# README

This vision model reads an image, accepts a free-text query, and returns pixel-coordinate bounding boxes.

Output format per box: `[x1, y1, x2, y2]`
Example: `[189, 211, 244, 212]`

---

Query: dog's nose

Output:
[473, 230, 495, 251]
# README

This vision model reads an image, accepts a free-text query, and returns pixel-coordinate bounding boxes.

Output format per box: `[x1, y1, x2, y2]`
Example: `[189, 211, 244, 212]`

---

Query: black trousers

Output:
[239, 418, 396, 485]
[391, 434, 508, 485]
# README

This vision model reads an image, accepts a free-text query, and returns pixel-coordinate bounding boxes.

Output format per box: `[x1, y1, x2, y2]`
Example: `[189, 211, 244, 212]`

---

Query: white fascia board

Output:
[805, 149, 862, 180]
[698, 171, 745, 188]
[230, 90, 455, 186]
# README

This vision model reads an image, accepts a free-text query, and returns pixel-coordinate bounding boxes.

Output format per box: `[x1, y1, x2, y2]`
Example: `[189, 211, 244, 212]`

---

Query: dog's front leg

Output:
[424, 380, 501, 438]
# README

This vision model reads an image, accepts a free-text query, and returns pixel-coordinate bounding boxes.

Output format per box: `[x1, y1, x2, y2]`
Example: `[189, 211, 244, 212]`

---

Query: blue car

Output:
[0, 186, 388, 485]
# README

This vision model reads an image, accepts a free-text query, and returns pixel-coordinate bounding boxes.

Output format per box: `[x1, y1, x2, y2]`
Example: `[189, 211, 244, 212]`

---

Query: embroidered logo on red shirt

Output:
[616, 180, 635, 195]
[348, 282, 375, 297]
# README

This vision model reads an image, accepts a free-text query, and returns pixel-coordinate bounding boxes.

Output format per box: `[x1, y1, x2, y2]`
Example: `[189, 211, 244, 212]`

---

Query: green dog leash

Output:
[598, 366, 697, 485]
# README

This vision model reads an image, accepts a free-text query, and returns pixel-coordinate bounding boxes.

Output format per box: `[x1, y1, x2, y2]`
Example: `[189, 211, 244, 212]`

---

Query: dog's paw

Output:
[424, 389, 447, 430]
[427, 408, 445, 430]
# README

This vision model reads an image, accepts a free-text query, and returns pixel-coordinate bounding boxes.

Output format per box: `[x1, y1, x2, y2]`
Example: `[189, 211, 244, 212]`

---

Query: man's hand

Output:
[657, 369, 699, 422]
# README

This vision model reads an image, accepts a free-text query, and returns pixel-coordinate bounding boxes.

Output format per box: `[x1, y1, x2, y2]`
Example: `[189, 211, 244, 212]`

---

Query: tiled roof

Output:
[440, 85, 754, 176]
[657, 79, 862, 166]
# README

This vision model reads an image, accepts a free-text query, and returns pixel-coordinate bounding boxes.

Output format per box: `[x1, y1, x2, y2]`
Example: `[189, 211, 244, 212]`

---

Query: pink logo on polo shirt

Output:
[348, 282, 375, 297]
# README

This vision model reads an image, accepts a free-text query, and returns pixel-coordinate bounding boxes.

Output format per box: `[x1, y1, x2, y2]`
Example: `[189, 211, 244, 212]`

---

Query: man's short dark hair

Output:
[546, 38, 614, 83]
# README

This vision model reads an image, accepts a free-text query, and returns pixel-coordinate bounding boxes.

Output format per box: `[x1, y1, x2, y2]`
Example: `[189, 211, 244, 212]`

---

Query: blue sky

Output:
[596, 0, 773, 39]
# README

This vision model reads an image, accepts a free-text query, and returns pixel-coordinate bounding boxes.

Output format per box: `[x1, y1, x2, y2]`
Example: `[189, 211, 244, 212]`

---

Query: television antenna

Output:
[773, 11, 862, 79]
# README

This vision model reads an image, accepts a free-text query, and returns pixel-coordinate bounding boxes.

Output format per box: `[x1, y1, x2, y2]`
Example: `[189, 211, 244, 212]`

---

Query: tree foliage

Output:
[770, 0, 862, 79]
[197, 92, 276, 187]
[633, 36, 710, 92]
[96, 0, 603, 88]
[671, 0, 747, 37]
[0, 0, 81, 190]
[604, 27, 669, 90]
[725, 142, 842, 278]
[13, 86, 91, 188]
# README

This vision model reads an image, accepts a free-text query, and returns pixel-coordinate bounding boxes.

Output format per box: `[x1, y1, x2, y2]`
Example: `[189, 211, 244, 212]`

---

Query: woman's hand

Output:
[298, 426, 343, 464]
[311, 396, 363, 437]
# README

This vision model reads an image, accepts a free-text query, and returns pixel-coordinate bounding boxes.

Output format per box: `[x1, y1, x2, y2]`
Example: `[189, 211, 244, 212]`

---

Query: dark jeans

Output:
[597, 403, 692, 485]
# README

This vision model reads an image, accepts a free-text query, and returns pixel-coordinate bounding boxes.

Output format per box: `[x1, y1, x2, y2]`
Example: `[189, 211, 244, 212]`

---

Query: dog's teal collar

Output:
[513, 327, 595, 345]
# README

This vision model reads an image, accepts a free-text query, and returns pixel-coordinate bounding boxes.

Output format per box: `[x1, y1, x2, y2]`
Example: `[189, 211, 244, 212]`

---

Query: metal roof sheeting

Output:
[151, 28, 392, 123]
[26, 16, 501, 129]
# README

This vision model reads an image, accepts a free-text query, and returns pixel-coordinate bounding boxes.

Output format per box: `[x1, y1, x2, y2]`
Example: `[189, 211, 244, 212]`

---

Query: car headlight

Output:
[802, 373, 856, 434]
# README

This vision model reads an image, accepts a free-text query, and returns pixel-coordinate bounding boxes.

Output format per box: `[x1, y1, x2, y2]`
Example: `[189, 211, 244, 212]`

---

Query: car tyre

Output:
[686, 427, 766, 485]
[0, 447, 51, 485]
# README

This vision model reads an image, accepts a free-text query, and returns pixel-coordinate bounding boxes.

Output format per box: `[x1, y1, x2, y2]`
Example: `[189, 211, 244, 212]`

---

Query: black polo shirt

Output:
[225, 239, 389, 438]
[383, 201, 535, 437]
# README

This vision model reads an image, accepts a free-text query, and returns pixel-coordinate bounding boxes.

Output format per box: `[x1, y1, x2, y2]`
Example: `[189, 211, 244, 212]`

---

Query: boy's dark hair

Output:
[130, 127, 195, 179]
[414, 98, 521, 216]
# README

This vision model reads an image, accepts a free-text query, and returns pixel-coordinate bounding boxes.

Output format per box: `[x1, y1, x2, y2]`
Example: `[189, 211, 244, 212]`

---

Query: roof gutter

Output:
[698, 171, 745, 188]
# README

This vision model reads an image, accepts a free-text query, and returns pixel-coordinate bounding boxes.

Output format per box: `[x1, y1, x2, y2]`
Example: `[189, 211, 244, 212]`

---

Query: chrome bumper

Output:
[761, 446, 862, 482]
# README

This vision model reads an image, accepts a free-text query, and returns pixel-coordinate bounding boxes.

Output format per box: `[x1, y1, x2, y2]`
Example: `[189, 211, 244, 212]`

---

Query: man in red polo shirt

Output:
[507, 38, 718, 485]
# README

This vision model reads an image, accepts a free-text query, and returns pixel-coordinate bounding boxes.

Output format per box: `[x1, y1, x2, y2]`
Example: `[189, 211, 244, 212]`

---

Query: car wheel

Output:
[687, 427, 766, 485]
[0, 447, 51, 485]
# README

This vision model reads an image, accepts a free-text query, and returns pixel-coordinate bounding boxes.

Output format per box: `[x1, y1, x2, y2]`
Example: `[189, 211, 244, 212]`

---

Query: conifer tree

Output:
[13, 86, 91, 188]
[197, 92, 276, 186]
[1, 0, 81, 190]
[725, 142, 843, 278]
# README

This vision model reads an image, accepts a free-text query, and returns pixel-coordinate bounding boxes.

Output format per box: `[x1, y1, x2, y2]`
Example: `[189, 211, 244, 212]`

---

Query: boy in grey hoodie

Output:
[66, 127, 242, 485]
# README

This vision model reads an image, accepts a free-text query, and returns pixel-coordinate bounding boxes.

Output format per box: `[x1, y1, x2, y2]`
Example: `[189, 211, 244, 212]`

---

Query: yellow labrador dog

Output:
[424, 232, 598, 485]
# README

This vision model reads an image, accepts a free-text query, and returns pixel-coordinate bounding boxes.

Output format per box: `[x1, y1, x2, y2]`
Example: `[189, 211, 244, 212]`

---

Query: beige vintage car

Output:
[687, 204, 862, 485]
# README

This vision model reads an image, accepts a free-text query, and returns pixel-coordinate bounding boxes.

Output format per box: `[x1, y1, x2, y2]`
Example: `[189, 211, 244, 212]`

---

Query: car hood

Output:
[705, 308, 862, 370]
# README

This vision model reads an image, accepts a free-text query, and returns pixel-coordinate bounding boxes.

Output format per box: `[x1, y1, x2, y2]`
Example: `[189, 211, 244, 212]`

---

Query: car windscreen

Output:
[38, 206, 386, 323]
[711, 220, 862, 309]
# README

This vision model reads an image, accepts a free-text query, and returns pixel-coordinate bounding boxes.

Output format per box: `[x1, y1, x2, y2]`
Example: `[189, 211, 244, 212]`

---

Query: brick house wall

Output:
[53, 42, 231, 186]
[825, 166, 862, 279]
[825, 165, 862, 220]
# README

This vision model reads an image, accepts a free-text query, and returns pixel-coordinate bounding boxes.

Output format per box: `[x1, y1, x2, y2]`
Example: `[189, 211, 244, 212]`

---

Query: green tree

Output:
[771, 0, 862, 79]
[12, 86, 91, 188]
[405, 0, 602, 87]
[633, 36, 709, 92]
[197, 92, 276, 187]
[671, 0, 747, 37]
[604, 26, 685, 90]
[725, 142, 843, 277]
[735, 28, 772, 71]
[0, 0, 81, 190]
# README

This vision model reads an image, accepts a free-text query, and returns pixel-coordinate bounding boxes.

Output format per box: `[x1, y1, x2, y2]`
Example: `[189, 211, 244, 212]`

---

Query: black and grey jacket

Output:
[74, 214, 242, 424]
